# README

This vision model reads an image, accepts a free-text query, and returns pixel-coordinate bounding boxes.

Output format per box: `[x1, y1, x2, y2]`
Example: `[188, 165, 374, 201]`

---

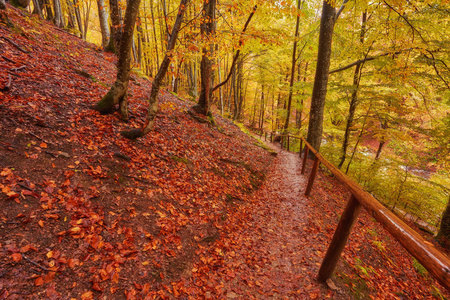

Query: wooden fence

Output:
[260, 131, 450, 290]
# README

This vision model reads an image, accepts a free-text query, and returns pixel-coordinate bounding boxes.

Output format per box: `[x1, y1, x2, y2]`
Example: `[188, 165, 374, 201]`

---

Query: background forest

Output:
[5, 0, 450, 239]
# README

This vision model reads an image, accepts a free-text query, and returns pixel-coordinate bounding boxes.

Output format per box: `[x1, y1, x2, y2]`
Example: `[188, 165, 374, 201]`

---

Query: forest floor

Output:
[0, 4, 449, 300]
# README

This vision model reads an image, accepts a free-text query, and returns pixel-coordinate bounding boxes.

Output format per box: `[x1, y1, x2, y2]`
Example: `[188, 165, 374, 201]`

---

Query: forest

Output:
[26, 0, 450, 244]
[0, 0, 450, 298]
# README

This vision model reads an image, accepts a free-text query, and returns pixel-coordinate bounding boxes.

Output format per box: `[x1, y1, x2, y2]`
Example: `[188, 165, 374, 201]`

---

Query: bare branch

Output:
[383, 1, 426, 43]
[211, 5, 257, 94]
[329, 48, 415, 74]
[335, 0, 349, 20]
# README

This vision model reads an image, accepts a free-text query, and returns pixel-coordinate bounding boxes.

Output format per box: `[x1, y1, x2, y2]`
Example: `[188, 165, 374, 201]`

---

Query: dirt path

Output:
[222, 142, 344, 299]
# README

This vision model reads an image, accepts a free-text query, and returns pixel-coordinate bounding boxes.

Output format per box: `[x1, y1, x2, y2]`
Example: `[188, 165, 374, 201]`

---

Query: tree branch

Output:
[335, 0, 349, 20]
[211, 5, 257, 94]
[329, 48, 415, 74]
[383, 0, 426, 43]
[424, 50, 450, 90]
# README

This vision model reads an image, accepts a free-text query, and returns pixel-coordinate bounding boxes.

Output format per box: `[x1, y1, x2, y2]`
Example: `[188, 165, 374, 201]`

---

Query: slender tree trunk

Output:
[44, 0, 53, 20]
[53, 0, 63, 27]
[218, 58, 223, 115]
[97, 0, 110, 48]
[149, 0, 159, 68]
[236, 57, 244, 120]
[259, 85, 265, 129]
[284, 0, 302, 132]
[345, 104, 371, 174]
[306, 0, 336, 151]
[32, 0, 45, 18]
[73, 0, 84, 38]
[232, 66, 238, 119]
[82, 0, 91, 40]
[338, 11, 367, 169]
[437, 195, 450, 245]
[375, 119, 388, 159]
[94, 0, 142, 119]
[136, 17, 143, 66]
[121, 0, 189, 138]
[194, 0, 216, 116]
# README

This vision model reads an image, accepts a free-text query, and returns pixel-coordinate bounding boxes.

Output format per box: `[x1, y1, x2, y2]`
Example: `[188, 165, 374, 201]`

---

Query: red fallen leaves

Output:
[11, 253, 22, 262]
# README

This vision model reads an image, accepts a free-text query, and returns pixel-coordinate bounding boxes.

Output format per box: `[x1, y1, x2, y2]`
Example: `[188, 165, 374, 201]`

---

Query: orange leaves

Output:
[1, 185, 19, 201]
[35, 276, 44, 286]
[142, 238, 160, 251]
[11, 253, 22, 262]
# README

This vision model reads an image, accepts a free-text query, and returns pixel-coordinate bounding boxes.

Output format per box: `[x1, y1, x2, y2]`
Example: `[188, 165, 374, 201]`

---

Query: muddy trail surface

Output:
[220, 141, 346, 299]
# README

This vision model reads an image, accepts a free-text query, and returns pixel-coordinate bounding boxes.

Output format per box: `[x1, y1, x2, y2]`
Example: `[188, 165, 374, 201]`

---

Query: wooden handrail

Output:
[265, 131, 450, 290]
[300, 136, 450, 289]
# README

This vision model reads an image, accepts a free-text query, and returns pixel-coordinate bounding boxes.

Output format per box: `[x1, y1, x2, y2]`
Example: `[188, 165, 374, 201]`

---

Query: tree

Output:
[94, 0, 142, 120]
[108, 0, 122, 52]
[97, 0, 110, 48]
[337, 11, 367, 169]
[0, 0, 6, 9]
[193, 0, 216, 116]
[121, 0, 189, 139]
[306, 0, 348, 151]
[437, 195, 450, 245]
[53, 0, 64, 28]
[283, 0, 302, 132]
[194, 3, 257, 116]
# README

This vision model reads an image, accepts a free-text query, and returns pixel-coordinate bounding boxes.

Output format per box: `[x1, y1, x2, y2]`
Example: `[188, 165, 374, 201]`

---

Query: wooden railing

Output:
[262, 131, 450, 290]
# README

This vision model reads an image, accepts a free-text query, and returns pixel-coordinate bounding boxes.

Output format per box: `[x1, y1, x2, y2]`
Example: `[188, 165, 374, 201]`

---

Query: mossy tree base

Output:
[94, 80, 129, 120]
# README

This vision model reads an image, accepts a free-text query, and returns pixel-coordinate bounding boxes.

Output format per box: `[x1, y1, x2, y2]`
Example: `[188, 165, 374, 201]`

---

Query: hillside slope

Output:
[0, 6, 274, 298]
[1, 5, 449, 300]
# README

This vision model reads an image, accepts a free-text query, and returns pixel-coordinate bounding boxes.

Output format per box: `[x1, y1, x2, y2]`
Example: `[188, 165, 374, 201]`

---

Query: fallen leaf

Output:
[35, 276, 44, 286]
[11, 253, 22, 262]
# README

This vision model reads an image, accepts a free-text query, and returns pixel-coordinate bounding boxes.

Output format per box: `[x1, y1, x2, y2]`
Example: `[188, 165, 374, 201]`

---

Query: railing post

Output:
[305, 156, 319, 196]
[318, 195, 362, 282]
[299, 139, 303, 157]
[287, 135, 290, 152]
[301, 147, 309, 175]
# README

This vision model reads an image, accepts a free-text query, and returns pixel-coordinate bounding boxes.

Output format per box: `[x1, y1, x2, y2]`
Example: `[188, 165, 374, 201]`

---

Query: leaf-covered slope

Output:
[0, 6, 273, 298]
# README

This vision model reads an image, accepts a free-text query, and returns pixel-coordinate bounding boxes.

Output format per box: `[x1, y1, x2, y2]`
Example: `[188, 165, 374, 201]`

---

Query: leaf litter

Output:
[0, 5, 448, 300]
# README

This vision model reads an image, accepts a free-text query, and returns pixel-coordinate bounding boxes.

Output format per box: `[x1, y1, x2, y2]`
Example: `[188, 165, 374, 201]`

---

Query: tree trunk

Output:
[94, 0, 142, 119]
[0, 0, 5, 9]
[65, 0, 75, 28]
[259, 85, 265, 129]
[32, 0, 45, 17]
[284, 0, 302, 132]
[306, 0, 336, 151]
[437, 196, 450, 245]
[43, 0, 53, 20]
[338, 11, 367, 169]
[194, 0, 216, 116]
[97, 0, 110, 48]
[345, 104, 371, 174]
[109, 0, 122, 53]
[82, 0, 91, 41]
[73, 0, 84, 39]
[149, 0, 159, 68]
[53, 0, 62, 27]
[218, 57, 223, 115]
[121, 0, 189, 138]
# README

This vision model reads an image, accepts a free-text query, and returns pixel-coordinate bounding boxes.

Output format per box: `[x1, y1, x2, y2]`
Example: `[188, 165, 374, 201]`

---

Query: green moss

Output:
[170, 155, 191, 165]
[412, 258, 429, 278]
